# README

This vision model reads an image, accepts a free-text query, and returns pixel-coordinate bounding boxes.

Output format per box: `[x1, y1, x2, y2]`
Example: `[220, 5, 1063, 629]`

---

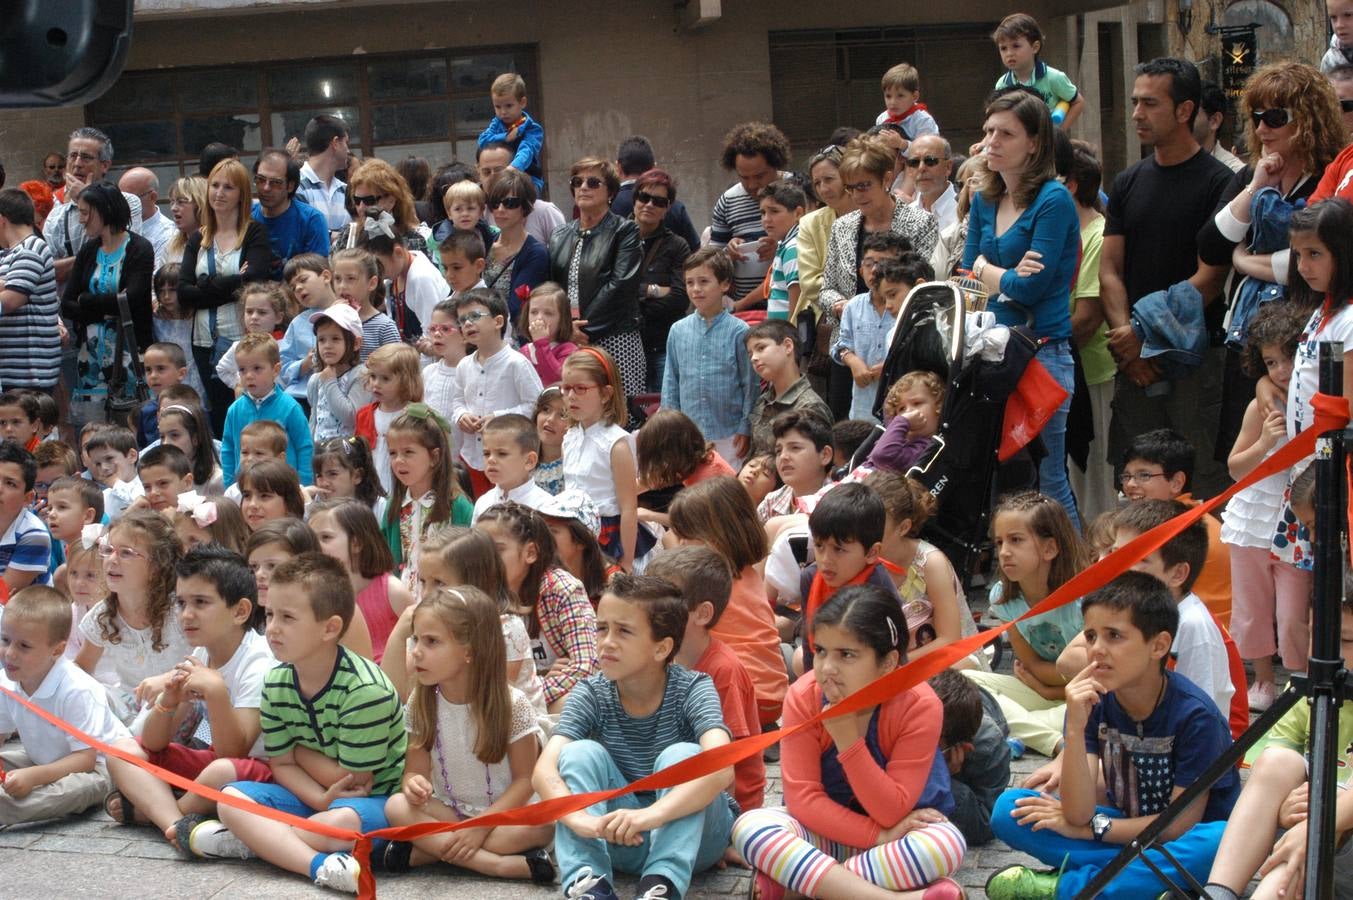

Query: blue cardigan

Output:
[962, 178, 1079, 340]
[501, 234, 550, 321]
[221, 384, 314, 487]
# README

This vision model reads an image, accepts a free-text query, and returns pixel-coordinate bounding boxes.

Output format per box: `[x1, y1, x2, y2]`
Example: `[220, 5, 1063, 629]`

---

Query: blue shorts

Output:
[226, 779, 391, 833]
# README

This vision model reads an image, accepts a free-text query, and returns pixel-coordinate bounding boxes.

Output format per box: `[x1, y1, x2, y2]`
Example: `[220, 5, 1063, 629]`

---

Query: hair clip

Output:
[80, 523, 104, 550]
[403, 402, 453, 434]
[886, 616, 899, 648]
[177, 490, 218, 527]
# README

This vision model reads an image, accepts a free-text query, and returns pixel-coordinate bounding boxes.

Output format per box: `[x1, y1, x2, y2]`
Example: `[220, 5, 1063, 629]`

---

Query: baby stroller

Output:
[868, 280, 1046, 589]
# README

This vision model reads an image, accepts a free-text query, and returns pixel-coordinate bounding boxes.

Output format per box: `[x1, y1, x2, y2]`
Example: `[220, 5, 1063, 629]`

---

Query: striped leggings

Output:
[732, 806, 966, 896]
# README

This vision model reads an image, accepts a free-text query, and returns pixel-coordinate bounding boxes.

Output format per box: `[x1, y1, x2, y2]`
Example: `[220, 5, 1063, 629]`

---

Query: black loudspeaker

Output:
[0, 0, 133, 107]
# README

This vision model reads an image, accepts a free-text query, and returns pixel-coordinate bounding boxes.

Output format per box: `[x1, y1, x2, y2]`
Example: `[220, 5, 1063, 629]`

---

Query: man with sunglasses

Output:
[1100, 57, 1233, 500]
[249, 148, 330, 280]
[295, 114, 351, 233]
[906, 134, 957, 231]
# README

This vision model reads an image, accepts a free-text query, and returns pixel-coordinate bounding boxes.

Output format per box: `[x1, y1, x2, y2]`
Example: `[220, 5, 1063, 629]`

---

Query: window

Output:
[769, 26, 1004, 167]
[86, 46, 540, 180]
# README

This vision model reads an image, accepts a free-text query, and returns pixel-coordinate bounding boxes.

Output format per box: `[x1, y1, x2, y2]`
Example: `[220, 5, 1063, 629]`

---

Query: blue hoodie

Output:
[477, 110, 545, 193]
[221, 384, 313, 487]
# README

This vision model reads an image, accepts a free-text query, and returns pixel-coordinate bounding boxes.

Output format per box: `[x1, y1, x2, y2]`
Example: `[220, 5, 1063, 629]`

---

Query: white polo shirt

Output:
[471, 478, 554, 524]
[0, 657, 130, 765]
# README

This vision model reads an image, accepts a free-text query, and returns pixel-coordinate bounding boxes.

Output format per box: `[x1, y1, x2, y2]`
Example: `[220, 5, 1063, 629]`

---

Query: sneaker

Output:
[985, 864, 1059, 900]
[565, 866, 619, 900]
[1249, 680, 1278, 712]
[313, 853, 361, 894]
[637, 874, 679, 899]
[186, 819, 255, 860]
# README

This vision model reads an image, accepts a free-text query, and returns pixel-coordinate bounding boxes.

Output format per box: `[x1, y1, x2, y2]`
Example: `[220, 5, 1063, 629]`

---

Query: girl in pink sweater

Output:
[732, 584, 966, 900]
[518, 282, 577, 386]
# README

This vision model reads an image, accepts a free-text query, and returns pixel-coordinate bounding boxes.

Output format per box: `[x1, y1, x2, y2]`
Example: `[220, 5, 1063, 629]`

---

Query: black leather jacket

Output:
[548, 211, 642, 342]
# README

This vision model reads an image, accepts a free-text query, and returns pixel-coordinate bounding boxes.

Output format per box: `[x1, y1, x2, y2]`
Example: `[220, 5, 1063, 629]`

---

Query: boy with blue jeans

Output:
[476, 73, 546, 194]
[533, 573, 736, 900]
[663, 247, 759, 466]
[199, 553, 406, 893]
[986, 571, 1239, 900]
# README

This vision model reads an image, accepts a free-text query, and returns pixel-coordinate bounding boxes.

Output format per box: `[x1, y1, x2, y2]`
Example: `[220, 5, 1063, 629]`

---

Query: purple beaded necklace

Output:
[431, 688, 495, 818]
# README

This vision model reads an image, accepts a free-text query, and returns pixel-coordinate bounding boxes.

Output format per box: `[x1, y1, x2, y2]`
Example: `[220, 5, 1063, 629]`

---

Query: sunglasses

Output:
[458, 310, 492, 326]
[489, 196, 523, 210]
[1342, 99, 1353, 113]
[352, 194, 381, 207]
[634, 190, 671, 209]
[254, 175, 286, 189]
[1250, 108, 1294, 129]
[570, 176, 605, 190]
[905, 156, 948, 169]
[844, 181, 876, 193]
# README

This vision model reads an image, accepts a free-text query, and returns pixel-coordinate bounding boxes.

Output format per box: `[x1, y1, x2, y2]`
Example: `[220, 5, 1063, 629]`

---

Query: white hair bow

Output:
[177, 490, 218, 527]
[80, 523, 104, 550]
[363, 210, 396, 240]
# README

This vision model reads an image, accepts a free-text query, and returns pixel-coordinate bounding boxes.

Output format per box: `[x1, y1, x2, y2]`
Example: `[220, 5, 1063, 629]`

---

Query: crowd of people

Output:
[1, 8, 1353, 899]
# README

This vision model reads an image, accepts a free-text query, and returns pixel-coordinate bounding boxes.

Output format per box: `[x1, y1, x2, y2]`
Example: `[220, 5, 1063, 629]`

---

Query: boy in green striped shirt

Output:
[189, 553, 406, 894]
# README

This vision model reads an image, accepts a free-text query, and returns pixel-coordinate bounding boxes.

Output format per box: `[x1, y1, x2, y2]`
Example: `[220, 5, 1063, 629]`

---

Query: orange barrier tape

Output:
[1, 393, 1345, 898]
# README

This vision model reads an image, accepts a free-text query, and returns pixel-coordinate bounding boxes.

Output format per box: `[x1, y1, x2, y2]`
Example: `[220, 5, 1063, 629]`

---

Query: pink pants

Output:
[1228, 544, 1312, 670]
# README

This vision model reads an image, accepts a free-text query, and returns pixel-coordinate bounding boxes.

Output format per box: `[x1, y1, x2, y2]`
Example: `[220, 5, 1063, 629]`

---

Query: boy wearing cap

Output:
[307, 304, 371, 442]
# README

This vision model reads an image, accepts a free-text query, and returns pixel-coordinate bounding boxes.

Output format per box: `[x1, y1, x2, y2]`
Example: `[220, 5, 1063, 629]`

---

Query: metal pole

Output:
[1303, 341, 1347, 900]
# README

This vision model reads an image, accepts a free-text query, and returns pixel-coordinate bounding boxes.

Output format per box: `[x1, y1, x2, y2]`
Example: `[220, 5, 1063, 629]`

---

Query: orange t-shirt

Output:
[710, 567, 789, 726]
[1178, 493, 1233, 626]
[695, 637, 766, 811]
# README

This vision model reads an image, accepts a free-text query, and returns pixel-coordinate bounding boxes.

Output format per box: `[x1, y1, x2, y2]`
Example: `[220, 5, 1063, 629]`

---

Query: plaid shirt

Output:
[537, 566, 599, 705]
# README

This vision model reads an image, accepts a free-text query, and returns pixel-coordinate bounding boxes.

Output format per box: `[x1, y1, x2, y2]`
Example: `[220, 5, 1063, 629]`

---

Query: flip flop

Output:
[748, 870, 785, 900]
[171, 813, 209, 860]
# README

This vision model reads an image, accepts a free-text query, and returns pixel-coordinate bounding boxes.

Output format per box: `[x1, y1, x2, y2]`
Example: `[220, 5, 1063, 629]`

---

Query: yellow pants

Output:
[961, 671, 1066, 757]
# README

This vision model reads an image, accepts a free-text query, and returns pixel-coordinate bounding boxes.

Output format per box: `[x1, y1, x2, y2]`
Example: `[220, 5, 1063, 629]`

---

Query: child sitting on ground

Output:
[105, 545, 274, 849]
[533, 573, 737, 900]
[758, 410, 833, 522]
[195, 553, 406, 892]
[733, 585, 966, 900]
[929, 669, 1011, 848]
[648, 545, 766, 814]
[987, 572, 1239, 900]
[472, 413, 552, 523]
[0, 585, 130, 824]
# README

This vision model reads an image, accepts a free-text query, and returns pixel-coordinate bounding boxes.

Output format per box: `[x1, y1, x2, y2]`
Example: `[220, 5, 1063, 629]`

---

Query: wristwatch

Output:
[1091, 813, 1112, 842]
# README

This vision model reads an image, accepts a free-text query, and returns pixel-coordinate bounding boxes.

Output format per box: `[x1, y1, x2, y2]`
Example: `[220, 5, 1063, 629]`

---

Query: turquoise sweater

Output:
[222, 384, 313, 486]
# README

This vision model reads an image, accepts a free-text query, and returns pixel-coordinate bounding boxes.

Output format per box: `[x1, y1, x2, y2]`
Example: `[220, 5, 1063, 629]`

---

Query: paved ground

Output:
[0, 598, 1264, 898]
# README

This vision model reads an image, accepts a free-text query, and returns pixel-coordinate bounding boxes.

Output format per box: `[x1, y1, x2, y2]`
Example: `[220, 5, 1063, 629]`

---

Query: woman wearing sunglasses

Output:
[483, 168, 549, 326]
[819, 135, 938, 419]
[334, 157, 431, 257]
[630, 168, 691, 392]
[1197, 61, 1345, 460]
[547, 157, 645, 399]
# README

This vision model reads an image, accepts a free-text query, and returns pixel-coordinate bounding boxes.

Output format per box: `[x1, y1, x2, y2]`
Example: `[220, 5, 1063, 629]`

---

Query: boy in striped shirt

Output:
[758, 180, 805, 321]
[193, 553, 406, 893]
[534, 574, 737, 900]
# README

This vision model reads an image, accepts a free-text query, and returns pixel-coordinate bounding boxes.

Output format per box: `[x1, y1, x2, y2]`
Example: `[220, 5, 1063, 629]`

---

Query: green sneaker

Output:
[984, 864, 1060, 900]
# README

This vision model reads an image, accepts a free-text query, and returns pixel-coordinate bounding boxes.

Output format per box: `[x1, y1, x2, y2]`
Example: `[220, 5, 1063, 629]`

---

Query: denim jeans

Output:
[1037, 339, 1080, 530]
[554, 740, 735, 896]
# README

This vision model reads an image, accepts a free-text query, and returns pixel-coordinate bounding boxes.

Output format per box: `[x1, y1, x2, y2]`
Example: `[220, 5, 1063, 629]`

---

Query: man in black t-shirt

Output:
[1100, 58, 1233, 499]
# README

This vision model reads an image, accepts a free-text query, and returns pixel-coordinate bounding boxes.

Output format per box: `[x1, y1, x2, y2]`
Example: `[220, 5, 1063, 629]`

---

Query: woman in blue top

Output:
[962, 90, 1082, 528]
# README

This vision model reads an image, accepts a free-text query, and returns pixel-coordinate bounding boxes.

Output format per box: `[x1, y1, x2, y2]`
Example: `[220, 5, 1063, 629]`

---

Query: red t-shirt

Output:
[695, 637, 765, 812]
[1311, 142, 1353, 205]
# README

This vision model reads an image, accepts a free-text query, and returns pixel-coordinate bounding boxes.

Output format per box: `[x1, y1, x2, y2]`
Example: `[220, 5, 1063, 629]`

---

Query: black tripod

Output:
[1076, 342, 1350, 900]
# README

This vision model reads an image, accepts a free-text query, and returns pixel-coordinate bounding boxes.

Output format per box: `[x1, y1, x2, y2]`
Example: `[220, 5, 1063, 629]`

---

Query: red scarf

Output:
[885, 101, 928, 125]
[805, 563, 880, 644]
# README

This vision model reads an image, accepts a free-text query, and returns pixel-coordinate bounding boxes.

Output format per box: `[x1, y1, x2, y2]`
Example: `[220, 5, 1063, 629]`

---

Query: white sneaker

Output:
[1248, 680, 1278, 712]
[313, 853, 361, 894]
[565, 866, 616, 899]
[187, 819, 255, 860]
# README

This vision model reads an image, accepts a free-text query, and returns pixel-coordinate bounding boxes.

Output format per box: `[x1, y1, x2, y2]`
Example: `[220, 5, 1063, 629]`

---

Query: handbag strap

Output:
[115, 290, 147, 388]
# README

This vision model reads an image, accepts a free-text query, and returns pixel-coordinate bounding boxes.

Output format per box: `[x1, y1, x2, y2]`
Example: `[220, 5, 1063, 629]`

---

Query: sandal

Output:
[749, 870, 785, 900]
[524, 847, 556, 885]
[103, 790, 136, 825]
[171, 813, 209, 859]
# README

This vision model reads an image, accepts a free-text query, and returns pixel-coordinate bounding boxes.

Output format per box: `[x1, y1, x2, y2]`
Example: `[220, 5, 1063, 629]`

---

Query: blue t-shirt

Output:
[555, 665, 730, 798]
[1085, 670, 1240, 822]
[987, 581, 1083, 663]
[0, 507, 53, 586]
[251, 199, 331, 280]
